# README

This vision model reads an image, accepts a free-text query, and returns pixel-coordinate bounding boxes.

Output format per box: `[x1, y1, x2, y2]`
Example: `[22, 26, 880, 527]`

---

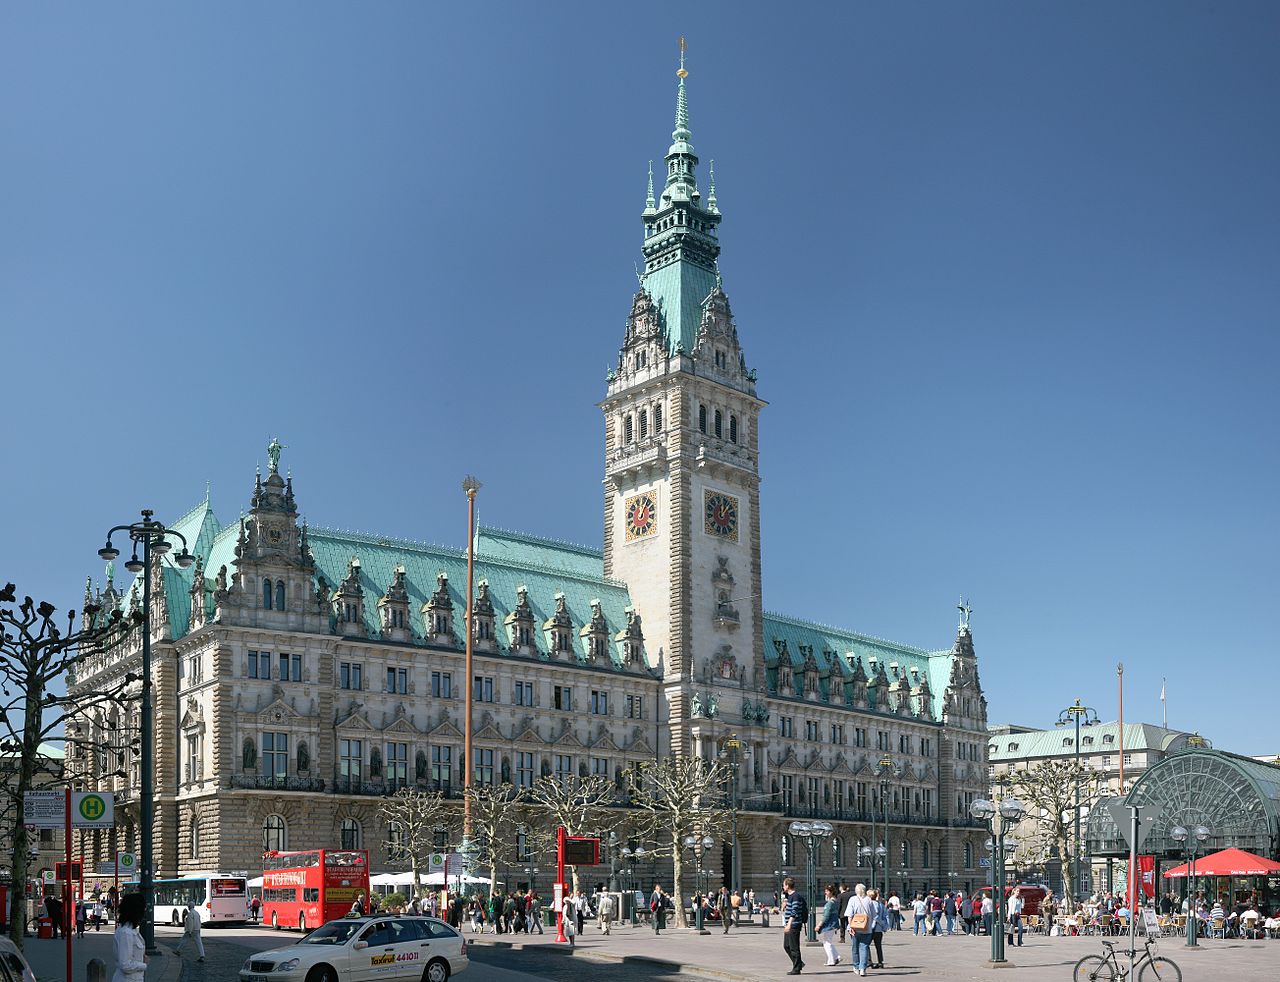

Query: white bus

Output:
[124, 873, 249, 926]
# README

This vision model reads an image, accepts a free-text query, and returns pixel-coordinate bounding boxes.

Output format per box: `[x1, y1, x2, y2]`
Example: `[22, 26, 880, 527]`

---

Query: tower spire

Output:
[673, 36, 691, 143]
[645, 160, 656, 210]
[707, 159, 718, 213]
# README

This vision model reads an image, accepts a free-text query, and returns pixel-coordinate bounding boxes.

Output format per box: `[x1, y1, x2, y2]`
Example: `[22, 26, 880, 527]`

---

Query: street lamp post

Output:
[1056, 699, 1099, 908]
[718, 735, 744, 892]
[621, 846, 647, 924]
[97, 511, 195, 954]
[858, 843, 887, 894]
[876, 755, 897, 900]
[788, 820, 833, 942]
[461, 476, 481, 867]
[971, 796, 1026, 966]
[683, 835, 714, 934]
[1170, 824, 1210, 948]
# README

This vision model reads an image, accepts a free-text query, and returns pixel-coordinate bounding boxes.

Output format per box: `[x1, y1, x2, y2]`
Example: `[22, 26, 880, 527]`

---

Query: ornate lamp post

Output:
[876, 754, 898, 900]
[1170, 824, 1210, 948]
[858, 843, 887, 892]
[718, 735, 744, 891]
[788, 820, 833, 942]
[971, 796, 1026, 966]
[683, 834, 714, 934]
[97, 511, 195, 953]
[460, 476, 481, 873]
[621, 845, 647, 924]
[1056, 699, 1099, 907]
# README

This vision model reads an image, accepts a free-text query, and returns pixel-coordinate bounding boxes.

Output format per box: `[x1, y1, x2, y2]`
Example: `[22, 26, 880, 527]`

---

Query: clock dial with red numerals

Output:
[703, 490, 739, 540]
[624, 493, 657, 541]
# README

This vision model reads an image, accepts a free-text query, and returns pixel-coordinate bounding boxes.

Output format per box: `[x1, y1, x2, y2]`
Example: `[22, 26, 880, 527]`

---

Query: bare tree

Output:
[465, 783, 526, 896]
[625, 757, 731, 928]
[1009, 760, 1102, 912]
[376, 787, 457, 900]
[525, 774, 617, 893]
[0, 584, 130, 947]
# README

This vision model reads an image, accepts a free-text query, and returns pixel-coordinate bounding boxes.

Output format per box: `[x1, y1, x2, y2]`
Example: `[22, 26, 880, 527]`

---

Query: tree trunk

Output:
[670, 833, 687, 929]
[8, 672, 45, 947]
[1056, 831, 1074, 912]
[412, 860, 421, 901]
[489, 862, 498, 898]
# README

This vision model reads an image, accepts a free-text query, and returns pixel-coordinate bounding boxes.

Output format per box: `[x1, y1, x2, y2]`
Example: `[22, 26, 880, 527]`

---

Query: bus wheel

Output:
[171, 912, 181, 926]
[271, 911, 279, 930]
[299, 914, 306, 932]
[424, 958, 450, 982]
[305, 966, 337, 982]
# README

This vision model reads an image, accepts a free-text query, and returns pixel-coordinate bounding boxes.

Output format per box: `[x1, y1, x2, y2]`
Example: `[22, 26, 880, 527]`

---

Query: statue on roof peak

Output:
[267, 437, 287, 475]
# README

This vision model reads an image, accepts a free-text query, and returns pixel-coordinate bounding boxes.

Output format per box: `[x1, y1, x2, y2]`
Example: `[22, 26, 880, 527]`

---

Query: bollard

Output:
[87, 957, 107, 982]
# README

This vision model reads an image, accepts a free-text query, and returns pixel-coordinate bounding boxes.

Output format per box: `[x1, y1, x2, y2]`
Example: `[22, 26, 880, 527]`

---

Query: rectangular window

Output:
[289, 654, 302, 681]
[856, 781, 868, 813]
[591, 756, 609, 777]
[1123, 753, 1132, 766]
[554, 685, 573, 711]
[431, 746, 452, 790]
[780, 716, 794, 738]
[781, 774, 795, 810]
[833, 779, 846, 812]
[513, 681, 534, 707]
[278, 653, 289, 681]
[474, 748, 494, 786]
[185, 734, 201, 783]
[431, 672, 452, 698]
[625, 694, 644, 719]
[1102, 756, 1111, 767]
[805, 720, 819, 741]
[339, 662, 362, 690]
[261, 732, 288, 780]
[830, 724, 845, 745]
[516, 751, 535, 789]
[590, 690, 609, 715]
[247, 650, 271, 679]
[554, 753, 573, 784]
[473, 676, 494, 703]
[855, 727, 867, 748]
[877, 730, 890, 751]
[339, 739, 363, 783]
[386, 742, 408, 788]
[516, 830, 532, 862]
[922, 788, 934, 819]
[385, 667, 407, 694]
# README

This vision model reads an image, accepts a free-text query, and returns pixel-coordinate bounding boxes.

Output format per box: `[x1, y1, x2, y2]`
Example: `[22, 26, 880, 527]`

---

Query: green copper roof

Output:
[987, 721, 1206, 761]
[643, 259, 719, 355]
[475, 526, 606, 581]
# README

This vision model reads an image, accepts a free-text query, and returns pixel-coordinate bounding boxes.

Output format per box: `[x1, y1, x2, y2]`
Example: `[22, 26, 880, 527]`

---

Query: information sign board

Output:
[23, 791, 64, 829]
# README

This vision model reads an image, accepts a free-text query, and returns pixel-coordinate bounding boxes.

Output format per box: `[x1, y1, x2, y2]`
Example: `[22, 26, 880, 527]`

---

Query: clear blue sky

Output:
[3, 3, 1275, 754]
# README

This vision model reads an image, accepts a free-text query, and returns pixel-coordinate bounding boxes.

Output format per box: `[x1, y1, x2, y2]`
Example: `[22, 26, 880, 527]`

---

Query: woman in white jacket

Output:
[112, 894, 147, 982]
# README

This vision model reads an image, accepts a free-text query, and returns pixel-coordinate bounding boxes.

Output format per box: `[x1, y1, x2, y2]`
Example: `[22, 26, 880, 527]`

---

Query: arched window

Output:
[729, 415, 738, 444]
[387, 821, 405, 862]
[190, 818, 200, 860]
[699, 404, 707, 434]
[901, 841, 911, 869]
[963, 842, 974, 869]
[263, 814, 287, 852]
[263, 579, 273, 609]
[831, 836, 843, 868]
[922, 841, 931, 869]
[275, 580, 285, 612]
[341, 818, 362, 849]
[714, 410, 723, 439]
[654, 404, 663, 432]
[639, 409, 648, 438]
[624, 415, 633, 443]
[781, 834, 793, 866]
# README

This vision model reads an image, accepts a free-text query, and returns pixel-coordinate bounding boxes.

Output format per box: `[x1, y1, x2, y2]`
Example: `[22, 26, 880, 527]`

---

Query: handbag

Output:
[850, 911, 870, 932]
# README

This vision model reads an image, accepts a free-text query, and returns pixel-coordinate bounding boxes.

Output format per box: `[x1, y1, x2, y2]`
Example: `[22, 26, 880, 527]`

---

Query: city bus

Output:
[261, 849, 369, 931]
[124, 873, 249, 926]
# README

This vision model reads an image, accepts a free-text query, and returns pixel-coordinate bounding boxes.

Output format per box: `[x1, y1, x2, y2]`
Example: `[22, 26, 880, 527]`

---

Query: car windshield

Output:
[300, 921, 363, 945]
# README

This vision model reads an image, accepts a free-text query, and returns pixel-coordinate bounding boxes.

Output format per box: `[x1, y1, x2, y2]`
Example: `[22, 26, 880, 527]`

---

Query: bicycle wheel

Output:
[1138, 956, 1182, 982]
[1073, 954, 1117, 982]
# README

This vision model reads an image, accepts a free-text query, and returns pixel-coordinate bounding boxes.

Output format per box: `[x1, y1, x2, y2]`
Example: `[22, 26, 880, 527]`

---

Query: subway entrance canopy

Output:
[1086, 749, 1280, 860]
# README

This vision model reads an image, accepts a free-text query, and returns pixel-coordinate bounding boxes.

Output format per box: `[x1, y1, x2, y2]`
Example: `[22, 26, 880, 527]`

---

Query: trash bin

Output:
[544, 909, 556, 928]
[37, 916, 53, 940]
[761, 909, 770, 928]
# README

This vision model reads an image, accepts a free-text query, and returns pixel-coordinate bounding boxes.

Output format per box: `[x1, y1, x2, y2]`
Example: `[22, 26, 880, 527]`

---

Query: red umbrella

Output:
[1163, 847, 1280, 878]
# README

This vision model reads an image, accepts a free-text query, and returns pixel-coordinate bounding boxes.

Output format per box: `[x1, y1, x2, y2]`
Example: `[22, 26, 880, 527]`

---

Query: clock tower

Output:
[602, 44, 765, 756]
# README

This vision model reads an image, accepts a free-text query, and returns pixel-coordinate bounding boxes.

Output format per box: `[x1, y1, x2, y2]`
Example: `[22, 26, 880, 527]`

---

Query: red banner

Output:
[1138, 855, 1155, 902]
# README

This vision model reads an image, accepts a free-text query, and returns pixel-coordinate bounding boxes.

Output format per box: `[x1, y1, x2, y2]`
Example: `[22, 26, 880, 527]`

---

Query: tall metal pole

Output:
[1186, 847, 1198, 948]
[1074, 710, 1081, 906]
[462, 478, 479, 849]
[140, 530, 155, 954]
[992, 821, 1006, 964]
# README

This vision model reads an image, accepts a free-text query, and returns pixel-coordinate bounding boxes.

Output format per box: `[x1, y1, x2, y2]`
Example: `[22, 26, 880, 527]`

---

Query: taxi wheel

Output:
[305, 966, 338, 982]
[423, 958, 450, 982]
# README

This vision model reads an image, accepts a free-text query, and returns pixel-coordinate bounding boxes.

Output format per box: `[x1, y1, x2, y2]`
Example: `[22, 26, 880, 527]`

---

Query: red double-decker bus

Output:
[261, 849, 369, 931]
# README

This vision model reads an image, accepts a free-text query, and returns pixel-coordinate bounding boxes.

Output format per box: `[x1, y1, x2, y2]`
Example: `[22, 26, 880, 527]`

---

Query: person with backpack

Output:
[927, 891, 944, 935]
[650, 885, 669, 934]
[844, 882, 875, 977]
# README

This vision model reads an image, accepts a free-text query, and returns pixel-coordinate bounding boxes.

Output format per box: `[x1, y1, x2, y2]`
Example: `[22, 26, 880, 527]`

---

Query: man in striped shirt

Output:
[782, 877, 809, 975]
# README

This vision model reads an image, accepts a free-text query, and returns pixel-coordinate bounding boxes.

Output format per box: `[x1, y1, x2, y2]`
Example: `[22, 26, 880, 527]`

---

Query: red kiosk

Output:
[554, 827, 599, 943]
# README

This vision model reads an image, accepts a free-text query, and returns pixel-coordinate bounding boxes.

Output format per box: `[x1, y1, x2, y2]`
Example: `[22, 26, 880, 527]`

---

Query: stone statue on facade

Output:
[267, 437, 287, 475]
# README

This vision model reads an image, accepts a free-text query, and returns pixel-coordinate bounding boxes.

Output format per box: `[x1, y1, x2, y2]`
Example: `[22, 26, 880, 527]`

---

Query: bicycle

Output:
[1073, 936, 1182, 982]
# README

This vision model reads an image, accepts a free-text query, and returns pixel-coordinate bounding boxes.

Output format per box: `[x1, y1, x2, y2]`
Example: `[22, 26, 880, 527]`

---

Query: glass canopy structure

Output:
[1086, 749, 1280, 860]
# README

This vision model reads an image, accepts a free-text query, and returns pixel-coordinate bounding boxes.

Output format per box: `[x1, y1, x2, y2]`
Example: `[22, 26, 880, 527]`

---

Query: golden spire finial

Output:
[677, 36, 688, 78]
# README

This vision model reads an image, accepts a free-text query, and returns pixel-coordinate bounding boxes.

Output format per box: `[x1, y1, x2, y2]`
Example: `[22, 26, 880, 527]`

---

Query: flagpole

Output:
[1161, 678, 1167, 728]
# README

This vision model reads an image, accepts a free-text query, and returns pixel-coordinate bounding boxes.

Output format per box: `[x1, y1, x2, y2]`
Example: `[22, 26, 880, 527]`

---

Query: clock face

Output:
[625, 493, 657, 541]
[269, 528, 282, 543]
[704, 490, 739, 540]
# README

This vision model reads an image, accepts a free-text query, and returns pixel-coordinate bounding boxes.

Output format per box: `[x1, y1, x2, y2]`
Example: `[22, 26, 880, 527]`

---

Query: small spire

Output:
[204, 480, 211, 502]
[672, 37, 691, 143]
[645, 160, 655, 209]
[707, 159, 718, 212]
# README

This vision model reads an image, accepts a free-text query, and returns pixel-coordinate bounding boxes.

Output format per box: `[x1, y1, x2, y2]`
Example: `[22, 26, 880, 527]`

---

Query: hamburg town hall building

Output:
[68, 55, 991, 898]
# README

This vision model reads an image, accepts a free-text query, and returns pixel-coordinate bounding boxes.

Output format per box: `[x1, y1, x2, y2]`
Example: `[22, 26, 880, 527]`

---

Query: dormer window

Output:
[729, 415, 738, 444]
[1007, 742, 1019, 752]
[1083, 736, 1094, 745]
[1102, 734, 1115, 744]
[639, 410, 648, 438]
[624, 415, 634, 443]
[699, 404, 707, 434]
[654, 404, 663, 431]
[714, 410, 723, 439]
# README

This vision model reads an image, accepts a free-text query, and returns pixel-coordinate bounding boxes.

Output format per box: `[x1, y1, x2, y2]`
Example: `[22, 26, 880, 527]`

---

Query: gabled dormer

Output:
[331, 558, 366, 638]
[471, 579, 497, 652]
[377, 564, 411, 643]
[504, 585, 538, 657]
[542, 592, 574, 658]
[579, 599, 609, 663]
[422, 572, 455, 644]
[613, 607, 644, 667]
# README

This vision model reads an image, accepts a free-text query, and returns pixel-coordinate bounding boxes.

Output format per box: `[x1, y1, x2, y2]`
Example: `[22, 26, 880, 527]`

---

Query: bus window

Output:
[303, 889, 319, 903]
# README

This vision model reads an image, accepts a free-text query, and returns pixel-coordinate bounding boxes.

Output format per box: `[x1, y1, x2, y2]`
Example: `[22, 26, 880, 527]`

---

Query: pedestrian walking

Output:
[563, 901, 577, 947]
[868, 888, 888, 969]
[943, 891, 956, 935]
[75, 899, 87, 939]
[1007, 888, 1025, 947]
[836, 882, 853, 943]
[250, 894, 262, 922]
[911, 894, 927, 935]
[175, 903, 205, 962]
[817, 884, 842, 966]
[598, 890, 616, 935]
[781, 876, 808, 975]
[45, 895, 62, 939]
[530, 893, 544, 934]
[887, 890, 902, 931]
[844, 883, 875, 977]
[981, 893, 994, 937]
[928, 891, 943, 935]
[650, 885, 669, 934]
[111, 894, 147, 982]
[716, 886, 732, 934]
